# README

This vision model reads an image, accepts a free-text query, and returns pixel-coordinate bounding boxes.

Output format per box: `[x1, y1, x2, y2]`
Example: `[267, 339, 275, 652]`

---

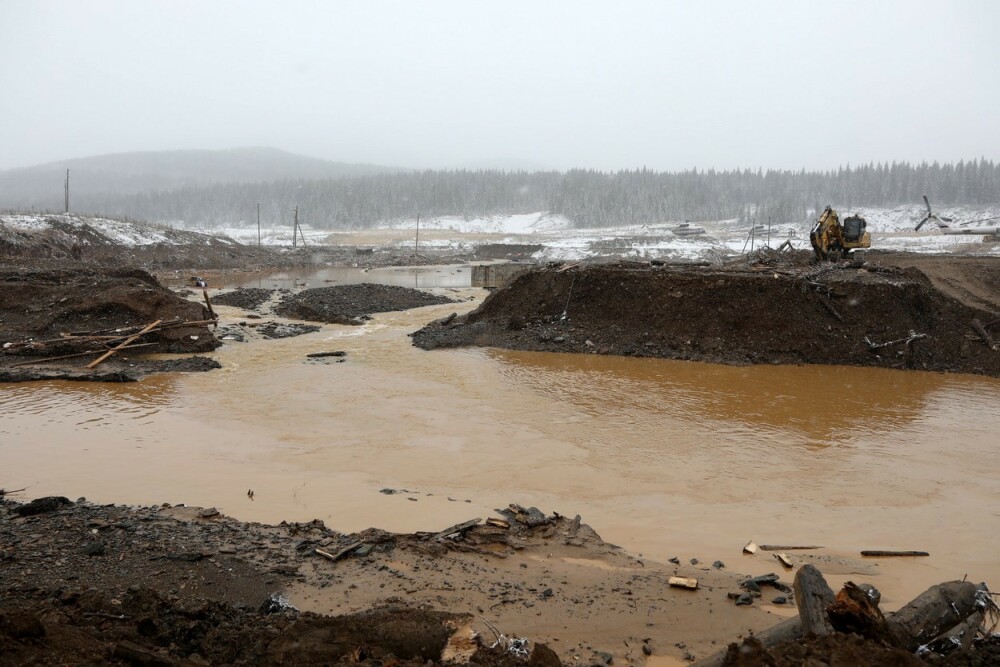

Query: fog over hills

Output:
[0, 147, 403, 211]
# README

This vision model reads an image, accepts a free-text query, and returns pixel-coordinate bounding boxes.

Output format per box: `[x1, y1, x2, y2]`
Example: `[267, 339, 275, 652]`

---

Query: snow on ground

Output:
[16, 207, 995, 261]
[0, 213, 235, 247]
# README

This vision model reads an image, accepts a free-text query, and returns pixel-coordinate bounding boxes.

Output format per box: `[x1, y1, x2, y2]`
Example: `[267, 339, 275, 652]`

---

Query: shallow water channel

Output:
[2, 284, 999, 609]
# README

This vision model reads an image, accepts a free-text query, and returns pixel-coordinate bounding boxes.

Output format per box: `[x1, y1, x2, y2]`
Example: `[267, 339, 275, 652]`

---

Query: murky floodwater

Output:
[2, 288, 999, 607]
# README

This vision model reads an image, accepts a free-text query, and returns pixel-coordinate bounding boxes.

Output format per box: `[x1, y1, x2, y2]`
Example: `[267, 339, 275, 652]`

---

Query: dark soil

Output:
[0, 495, 577, 666]
[412, 253, 1000, 377]
[0, 267, 224, 382]
[211, 288, 274, 310]
[472, 244, 543, 261]
[0, 267, 216, 353]
[0, 356, 221, 383]
[275, 284, 457, 325]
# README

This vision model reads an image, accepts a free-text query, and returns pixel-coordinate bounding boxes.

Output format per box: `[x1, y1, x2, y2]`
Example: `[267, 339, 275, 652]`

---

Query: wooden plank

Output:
[431, 518, 481, 541]
[774, 553, 793, 569]
[87, 320, 162, 369]
[861, 550, 929, 557]
[10, 343, 157, 367]
[743, 540, 758, 554]
[760, 545, 823, 551]
[315, 541, 363, 563]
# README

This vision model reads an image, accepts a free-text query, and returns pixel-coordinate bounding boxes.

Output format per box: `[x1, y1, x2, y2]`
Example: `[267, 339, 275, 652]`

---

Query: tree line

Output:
[58, 158, 1000, 228]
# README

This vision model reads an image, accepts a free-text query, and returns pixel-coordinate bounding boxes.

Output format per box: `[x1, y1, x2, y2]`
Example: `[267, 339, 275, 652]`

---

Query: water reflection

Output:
[0, 375, 179, 438]
[488, 349, 1000, 448]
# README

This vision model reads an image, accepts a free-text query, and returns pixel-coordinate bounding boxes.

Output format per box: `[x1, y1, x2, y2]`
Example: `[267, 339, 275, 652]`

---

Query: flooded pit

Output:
[2, 292, 999, 609]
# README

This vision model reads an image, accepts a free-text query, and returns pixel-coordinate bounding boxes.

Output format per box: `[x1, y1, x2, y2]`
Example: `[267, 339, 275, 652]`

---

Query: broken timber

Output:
[971, 318, 997, 350]
[793, 564, 835, 636]
[861, 550, 929, 557]
[774, 553, 793, 569]
[315, 541, 364, 563]
[668, 576, 699, 590]
[429, 518, 481, 541]
[87, 320, 163, 369]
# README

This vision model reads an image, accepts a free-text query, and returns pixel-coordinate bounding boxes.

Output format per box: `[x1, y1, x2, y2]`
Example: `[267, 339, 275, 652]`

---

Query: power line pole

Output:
[257, 203, 261, 247]
[64, 169, 69, 213]
[293, 206, 298, 248]
[415, 213, 420, 254]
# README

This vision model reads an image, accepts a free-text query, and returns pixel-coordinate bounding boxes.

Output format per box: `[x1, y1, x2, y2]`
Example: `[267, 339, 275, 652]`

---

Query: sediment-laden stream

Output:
[2, 291, 999, 612]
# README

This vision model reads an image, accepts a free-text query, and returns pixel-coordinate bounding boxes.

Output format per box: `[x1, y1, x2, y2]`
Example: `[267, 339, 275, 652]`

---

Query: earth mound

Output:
[412, 258, 1000, 377]
[211, 287, 274, 310]
[276, 283, 456, 325]
[0, 267, 217, 353]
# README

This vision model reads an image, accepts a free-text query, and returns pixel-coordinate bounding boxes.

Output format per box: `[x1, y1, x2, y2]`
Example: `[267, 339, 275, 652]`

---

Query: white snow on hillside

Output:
[0, 213, 235, 247]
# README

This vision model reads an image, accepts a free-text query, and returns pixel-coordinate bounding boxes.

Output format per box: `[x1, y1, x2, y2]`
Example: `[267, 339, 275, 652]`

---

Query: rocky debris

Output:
[211, 287, 274, 311]
[412, 258, 1000, 377]
[699, 565, 998, 667]
[255, 321, 321, 339]
[275, 283, 456, 325]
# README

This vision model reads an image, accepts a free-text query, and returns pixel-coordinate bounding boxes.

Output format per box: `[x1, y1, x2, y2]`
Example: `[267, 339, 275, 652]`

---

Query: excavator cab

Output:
[810, 206, 870, 260]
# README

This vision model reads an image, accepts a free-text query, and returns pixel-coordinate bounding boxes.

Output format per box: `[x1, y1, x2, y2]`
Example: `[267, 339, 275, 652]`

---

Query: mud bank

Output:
[413, 254, 1000, 377]
[275, 283, 459, 325]
[2, 494, 995, 666]
[0, 267, 223, 381]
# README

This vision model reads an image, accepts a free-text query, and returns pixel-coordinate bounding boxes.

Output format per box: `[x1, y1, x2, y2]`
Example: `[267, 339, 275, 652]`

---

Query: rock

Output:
[641, 644, 652, 656]
[857, 583, 882, 606]
[594, 650, 613, 665]
[712, 560, 725, 569]
[689, 558, 699, 565]
[735, 593, 754, 606]
[14, 496, 72, 516]
[772, 596, 788, 605]
[668, 557, 680, 564]
[541, 588, 554, 599]
[83, 541, 106, 557]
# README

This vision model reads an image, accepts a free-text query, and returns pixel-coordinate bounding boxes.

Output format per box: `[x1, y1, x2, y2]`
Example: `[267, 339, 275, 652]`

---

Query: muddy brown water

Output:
[2, 289, 999, 612]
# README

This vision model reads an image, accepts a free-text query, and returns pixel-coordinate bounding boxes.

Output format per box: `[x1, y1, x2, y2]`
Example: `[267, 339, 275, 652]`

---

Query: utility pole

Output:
[293, 206, 299, 248]
[415, 213, 420, 254]
[64, 169, 69, 213]
[257, 203, 261, 247]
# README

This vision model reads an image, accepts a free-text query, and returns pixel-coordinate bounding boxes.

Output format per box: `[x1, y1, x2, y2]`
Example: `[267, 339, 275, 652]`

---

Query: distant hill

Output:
[0, 147, 403, 211]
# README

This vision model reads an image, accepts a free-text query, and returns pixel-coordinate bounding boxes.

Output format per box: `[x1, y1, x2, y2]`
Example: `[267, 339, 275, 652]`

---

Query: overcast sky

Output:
[1, 0, 998, 172]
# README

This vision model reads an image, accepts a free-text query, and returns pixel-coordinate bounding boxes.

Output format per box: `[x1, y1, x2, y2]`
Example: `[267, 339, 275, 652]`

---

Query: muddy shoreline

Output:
[3, 494, 995, 666]
[413, 252, 1000, 377]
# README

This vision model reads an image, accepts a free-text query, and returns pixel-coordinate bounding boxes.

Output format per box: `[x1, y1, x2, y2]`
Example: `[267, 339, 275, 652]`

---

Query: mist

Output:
[1, 0, 997, 172]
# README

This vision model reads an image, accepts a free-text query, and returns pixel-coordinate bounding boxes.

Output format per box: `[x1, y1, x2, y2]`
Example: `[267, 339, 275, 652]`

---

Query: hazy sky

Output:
[1, 0, 998, 172]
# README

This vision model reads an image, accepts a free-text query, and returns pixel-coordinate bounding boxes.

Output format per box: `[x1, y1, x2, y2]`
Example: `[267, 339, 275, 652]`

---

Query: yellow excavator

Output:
[810, 206, 870, 260]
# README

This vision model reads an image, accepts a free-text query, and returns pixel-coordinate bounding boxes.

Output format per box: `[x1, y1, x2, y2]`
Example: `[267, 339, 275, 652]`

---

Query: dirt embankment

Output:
[0, 267, 220, 382]
[275, 284, 459, 325]
[413, 253, 1000, 377]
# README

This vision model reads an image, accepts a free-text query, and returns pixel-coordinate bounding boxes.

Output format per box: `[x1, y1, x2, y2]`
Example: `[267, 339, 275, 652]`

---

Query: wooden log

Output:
[885, 580, 982, 651]
[861, 550, 929, 557]
[86, 320, 162, 369]
[971, 318, 997, 350]
[818, 295, 844, 322]
[315, 540, 363, 563]
[793, 564, 835, 636]
[9, 343, 158, 366]
[760, 545, 823, 551]
[306, 351, 347, 358]
[202, 289, 217, 326]
[430, 518, 481, 541]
